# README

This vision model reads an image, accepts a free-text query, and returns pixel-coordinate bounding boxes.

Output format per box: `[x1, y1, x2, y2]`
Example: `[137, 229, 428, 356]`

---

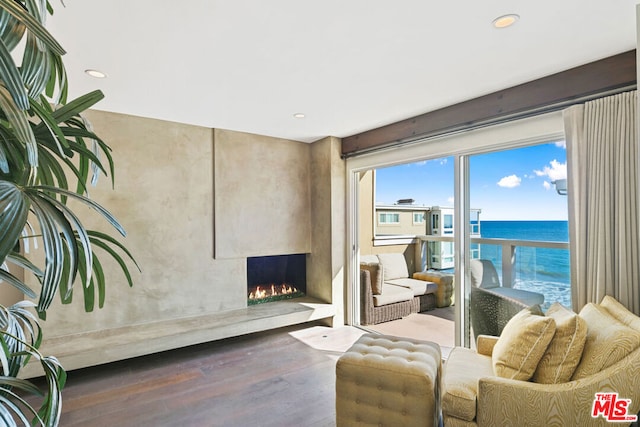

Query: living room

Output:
[1, 2, 639, 426]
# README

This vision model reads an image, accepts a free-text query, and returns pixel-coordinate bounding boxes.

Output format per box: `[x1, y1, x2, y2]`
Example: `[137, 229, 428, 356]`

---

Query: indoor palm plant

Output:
[0, 1, 137, 425]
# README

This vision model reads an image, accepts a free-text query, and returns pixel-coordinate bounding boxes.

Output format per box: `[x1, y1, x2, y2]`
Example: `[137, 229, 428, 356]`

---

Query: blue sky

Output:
[375, 141, 568, 220]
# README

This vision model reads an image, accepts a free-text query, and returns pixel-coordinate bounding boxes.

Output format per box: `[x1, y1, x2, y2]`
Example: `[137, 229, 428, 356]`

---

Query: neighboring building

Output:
[375, 201, 481, 270]
[375, 199, 430, 236]
[426, 207, 481, 269]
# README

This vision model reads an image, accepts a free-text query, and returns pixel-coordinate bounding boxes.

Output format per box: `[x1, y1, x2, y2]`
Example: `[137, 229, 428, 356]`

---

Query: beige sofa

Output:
[359, 253, 437, 325]
[442, 295, 640, 426]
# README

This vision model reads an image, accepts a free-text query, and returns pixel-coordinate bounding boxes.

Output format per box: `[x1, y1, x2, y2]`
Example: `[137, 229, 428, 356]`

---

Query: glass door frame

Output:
[345, 111, 565, 347]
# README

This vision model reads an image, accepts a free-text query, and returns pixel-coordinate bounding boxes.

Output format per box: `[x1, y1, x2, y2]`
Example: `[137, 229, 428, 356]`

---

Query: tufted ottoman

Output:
[336, 333, 441, 427]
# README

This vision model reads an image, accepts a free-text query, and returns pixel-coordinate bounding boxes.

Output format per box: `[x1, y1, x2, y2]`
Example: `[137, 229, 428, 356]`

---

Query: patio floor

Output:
[364, 306, 455, 358]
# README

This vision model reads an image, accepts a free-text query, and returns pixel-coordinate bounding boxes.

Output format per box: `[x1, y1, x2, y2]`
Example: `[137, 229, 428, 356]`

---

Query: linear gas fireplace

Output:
[247, 254, 306, 305]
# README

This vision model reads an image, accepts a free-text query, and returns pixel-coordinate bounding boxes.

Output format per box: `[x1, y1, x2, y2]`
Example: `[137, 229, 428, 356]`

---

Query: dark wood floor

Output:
[29, 322, 358, 427]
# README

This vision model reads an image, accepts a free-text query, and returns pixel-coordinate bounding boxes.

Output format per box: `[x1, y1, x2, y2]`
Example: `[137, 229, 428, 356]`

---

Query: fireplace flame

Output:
[248, 283, 299, 301]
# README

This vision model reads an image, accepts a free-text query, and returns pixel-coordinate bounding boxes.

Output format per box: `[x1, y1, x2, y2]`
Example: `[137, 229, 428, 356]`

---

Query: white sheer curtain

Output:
[564, 90, 639, 315]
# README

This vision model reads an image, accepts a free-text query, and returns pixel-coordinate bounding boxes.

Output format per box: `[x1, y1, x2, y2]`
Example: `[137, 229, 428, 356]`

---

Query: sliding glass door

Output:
[346, 111, 566, 348]
[356, 159, 456, 348]
[465, 142, 570, 343]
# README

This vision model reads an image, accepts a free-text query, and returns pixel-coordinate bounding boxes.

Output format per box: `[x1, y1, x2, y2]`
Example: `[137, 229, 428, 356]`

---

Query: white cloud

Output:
[497, 175, 521, 188]
[447, 196, 454, 204]
[414, 157, 448, 167]
[543, 181, 552, 190]
[555, 140, 567, 149]
[534, 159, 566, 181]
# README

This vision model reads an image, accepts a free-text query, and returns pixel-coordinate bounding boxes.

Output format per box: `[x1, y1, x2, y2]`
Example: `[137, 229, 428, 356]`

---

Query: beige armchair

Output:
[442, 296, 640, 426]
[442, 336, 640, 426]
[476, 350, 640, 426]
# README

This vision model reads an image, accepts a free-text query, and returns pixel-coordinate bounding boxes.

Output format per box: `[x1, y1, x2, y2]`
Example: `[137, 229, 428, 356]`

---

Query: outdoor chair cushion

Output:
[377, 253, 410, 281]
[487, 287, 545, 306]
[469, 258, 545, 307]
[386, 278, 437, 296]
[372, 284, 414, 307]
[360, 254, 379, 264]
[469, 259, 500, 289]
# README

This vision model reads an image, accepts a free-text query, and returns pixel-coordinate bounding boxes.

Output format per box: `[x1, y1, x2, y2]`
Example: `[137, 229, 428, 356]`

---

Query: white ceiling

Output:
[47, 1, 638, 143]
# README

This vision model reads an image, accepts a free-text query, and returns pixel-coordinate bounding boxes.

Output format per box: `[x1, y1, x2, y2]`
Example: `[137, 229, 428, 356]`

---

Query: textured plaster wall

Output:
[213, 129, 311, 259]
[28, 111, 343, 367]
[309, 137, 345, 324]
[38, 111, 246, 339]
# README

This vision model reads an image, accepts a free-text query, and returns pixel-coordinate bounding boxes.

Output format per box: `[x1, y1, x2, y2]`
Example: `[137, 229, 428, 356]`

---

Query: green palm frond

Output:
[4, 252, 43, 278]
[0, 269, 36, 298]
[27, 193, 81, 313]
[34, 185, 127, 236]
[0, 37, 29, 110]
[0, 1, 136, 424]
[0, 7, 26, 52]
[45, 49, 67, 104]
[0, 301, 62, 427]
[0, 181, 135, 315]
[29, 97, 70, 156]
[0, 0, 64, 112]
[46, 90, 104, 125]
[0, 125, 26, 177]
[83, 230, 140, 310]
[0, 181, 29, 262]
[88, 230, 140, 288]
[0, 85, 38, 169]
[0, 326, 63, 427]
[21, 33, 52, 100]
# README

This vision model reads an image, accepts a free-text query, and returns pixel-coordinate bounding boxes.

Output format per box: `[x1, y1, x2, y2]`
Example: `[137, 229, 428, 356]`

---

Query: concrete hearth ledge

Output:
[21, 297, 335, 378]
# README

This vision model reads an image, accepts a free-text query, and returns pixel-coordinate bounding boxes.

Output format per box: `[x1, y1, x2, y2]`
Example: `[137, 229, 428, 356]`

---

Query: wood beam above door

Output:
[342, 50, 637, 157]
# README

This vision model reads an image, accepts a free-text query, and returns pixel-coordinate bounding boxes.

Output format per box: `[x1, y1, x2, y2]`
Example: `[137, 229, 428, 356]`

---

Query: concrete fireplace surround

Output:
[19, 110, 345, 378]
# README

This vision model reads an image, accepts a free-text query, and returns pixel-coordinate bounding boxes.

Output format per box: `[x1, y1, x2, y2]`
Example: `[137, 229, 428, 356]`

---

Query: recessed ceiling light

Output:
[85, 69, 107, 78]
[492, 14, 520, 29]
[293, 113, 306, 119]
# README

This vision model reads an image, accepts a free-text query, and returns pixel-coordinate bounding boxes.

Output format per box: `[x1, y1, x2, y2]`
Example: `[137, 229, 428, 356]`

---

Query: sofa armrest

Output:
[359, 269, 374, 324]
[470, 286, 529, 339]
[476, 335, 499, 357]
[476, 347, 640, 426]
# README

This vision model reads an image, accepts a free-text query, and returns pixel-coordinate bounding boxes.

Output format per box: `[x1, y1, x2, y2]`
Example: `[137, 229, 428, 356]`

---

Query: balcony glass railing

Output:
[416, 235, 571, 310]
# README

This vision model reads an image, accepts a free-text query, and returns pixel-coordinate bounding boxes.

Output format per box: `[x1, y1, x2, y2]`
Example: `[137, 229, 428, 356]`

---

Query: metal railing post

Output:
[502, 243, 517, 288]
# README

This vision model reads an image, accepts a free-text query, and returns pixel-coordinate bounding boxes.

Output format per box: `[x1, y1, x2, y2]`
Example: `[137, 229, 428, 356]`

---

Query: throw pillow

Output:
[492, 305, 556, 381]
[600, 295, 640, 330]
[572, 303, 640, 380]
[360, 262, 383, 295]
[532, 303, 587, 383]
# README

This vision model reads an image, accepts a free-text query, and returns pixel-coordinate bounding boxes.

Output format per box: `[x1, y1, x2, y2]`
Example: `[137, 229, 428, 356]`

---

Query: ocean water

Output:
[477, 220, 571, 309]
